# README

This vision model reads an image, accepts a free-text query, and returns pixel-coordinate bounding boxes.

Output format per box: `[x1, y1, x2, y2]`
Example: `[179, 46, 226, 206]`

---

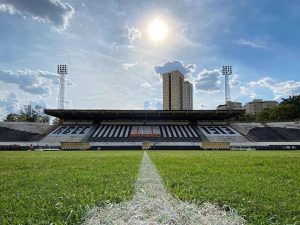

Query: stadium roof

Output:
[44, 109, 245, 121]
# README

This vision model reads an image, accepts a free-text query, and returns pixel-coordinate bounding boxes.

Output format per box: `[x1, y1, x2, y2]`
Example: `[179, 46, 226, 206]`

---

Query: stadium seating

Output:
[270, 127, 300, 141]
[266, 122, 300, 129]
[0, 122, 51, 142]
[247, 127, 300, 142]
[0, 122, 51, 134]
[88, 125, 202, 142]
[198, 126, 249, 142]
[4, 121, 298, 147]
[231, 123, 264, 136]
[0, 127, 39, 142]
[40, 125, 95, 143]
[232, 122, 300, 142]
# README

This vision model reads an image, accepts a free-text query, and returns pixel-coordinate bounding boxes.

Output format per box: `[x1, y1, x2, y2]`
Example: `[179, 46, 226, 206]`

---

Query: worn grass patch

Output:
[0, 151, 142, 225]
[149, 151, 300, 225]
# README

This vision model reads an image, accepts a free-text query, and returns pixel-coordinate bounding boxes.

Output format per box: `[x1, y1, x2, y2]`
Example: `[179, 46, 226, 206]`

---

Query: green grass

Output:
[0, 151, 142, 225]
[149, 151, 300, 225]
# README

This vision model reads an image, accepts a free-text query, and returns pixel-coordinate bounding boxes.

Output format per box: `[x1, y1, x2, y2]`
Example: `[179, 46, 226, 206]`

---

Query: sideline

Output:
[83, 152, 246, 225]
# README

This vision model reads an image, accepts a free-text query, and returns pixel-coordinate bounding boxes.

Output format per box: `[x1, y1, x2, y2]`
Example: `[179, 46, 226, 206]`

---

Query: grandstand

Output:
[0, 122, 51, 142]
[0, 109, 300, 150]
[232, 122, 300, 142]
[40, 109, 300, 150]
[88, 125, 201, 142]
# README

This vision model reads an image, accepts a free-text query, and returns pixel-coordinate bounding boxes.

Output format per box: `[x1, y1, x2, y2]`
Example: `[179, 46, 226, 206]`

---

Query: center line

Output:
[83, 152, 246, 225]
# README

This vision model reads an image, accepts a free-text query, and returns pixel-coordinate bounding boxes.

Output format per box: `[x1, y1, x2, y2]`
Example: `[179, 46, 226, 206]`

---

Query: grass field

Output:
[0, 151, 142, 225]
[149, 151, 300, 225]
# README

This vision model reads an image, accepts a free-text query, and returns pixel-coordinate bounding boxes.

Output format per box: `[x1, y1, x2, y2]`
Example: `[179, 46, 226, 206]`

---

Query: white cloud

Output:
[141, 82, 152, 89]
[249, 77, 300, 99]
[143, 99, 162, 110]
[0, 0, 74, 30]
[230, 74, 241, 87]
[237, 38, 270, 50]
[127, 26, 142, 44]
[194, 68, 222, 93]
[0, 4, 17, 14]
[0, 69, 74, 96]
[154, 60, 196, 75]
[0, 93, 20, 114]
[240, 86, 257, 99]
[198, 104, 206, 109]
[122, 62, 137, 70]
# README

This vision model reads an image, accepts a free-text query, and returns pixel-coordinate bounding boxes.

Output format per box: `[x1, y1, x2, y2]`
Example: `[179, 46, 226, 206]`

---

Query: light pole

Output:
[222, 65, 232, 106]
[57, 65, 67, 109]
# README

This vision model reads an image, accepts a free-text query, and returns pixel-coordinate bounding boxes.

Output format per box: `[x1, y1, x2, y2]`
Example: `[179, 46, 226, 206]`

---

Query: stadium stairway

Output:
[81, 126, 98, 141]
[194, 125, 209, 141]
[33, 124, 60, 141]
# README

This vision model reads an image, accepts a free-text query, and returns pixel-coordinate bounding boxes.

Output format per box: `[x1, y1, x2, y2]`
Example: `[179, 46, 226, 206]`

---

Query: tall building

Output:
[183, 81, 193, 110]
[243, 99, 278, 115]
[163, 70, 193, 110]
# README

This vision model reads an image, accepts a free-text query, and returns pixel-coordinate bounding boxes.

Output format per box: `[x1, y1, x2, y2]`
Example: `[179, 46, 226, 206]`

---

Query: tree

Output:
[238, 113, 256, 122]
[254, 95, 300, 122]
[280, 95, 300, 107]
[4, 113, 19, 122]
[279, 95, 300, 121]
[4, 104, 49, 123]
[256, 107, 272, 122]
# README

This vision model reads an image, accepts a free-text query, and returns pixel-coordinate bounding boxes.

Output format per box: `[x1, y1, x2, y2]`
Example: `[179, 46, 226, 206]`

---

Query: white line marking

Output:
[83, 152, 246, 225]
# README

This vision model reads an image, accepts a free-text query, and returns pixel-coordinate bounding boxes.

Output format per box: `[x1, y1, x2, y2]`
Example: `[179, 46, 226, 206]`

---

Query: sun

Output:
[147, 18, 168, 42]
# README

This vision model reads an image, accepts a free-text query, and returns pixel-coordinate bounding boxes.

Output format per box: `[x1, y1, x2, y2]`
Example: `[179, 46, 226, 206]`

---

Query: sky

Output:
[0, 0, 300, 118]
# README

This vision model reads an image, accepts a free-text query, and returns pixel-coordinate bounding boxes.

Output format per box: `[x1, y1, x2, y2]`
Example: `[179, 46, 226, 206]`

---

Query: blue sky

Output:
[0, 0, 300, 117]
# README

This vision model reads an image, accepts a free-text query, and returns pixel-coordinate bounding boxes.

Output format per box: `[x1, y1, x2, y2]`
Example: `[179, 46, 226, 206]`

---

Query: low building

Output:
[243, 99, 278, 115]
[217, 101, 242, 110]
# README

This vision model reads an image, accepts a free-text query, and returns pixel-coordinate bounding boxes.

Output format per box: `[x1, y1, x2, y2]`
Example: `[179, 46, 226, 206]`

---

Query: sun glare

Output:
[147, 18, 168, 42]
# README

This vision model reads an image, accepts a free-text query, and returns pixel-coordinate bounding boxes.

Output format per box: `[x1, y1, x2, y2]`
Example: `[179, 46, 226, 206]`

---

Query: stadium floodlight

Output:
[222, 65, 232, 105]
[57, 65, 67, 109]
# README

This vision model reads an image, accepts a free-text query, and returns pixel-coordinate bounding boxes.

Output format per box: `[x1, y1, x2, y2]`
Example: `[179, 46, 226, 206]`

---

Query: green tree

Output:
[4, 104, 49, 123]
[279, 95, 300, 120]
[254, 95, 300, 122]
[4, 113, 19, 122]
[280, 95, 300, 107]
[238, 113, 256, 122]
[256, 107, 272, 122]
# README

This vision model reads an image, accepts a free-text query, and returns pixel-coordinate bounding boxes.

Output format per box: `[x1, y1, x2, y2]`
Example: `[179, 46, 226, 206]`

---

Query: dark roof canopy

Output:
[45, 109, 245, 121]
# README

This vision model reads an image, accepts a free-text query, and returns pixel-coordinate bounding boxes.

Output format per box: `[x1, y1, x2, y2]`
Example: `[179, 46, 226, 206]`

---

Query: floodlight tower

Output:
[222, 65, 232, 104]
[57, 65, 67, 109]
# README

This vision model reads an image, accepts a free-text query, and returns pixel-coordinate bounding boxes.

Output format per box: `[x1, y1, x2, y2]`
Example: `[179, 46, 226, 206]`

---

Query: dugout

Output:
[61, 142, 90, 150]
[202, 141, 230, 150]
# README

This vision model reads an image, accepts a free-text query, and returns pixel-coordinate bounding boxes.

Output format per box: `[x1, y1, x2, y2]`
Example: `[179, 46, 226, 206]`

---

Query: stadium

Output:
[0, 58, 299, 225]
[1, 109, 300, 150]
[1, 1, 300, 224]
